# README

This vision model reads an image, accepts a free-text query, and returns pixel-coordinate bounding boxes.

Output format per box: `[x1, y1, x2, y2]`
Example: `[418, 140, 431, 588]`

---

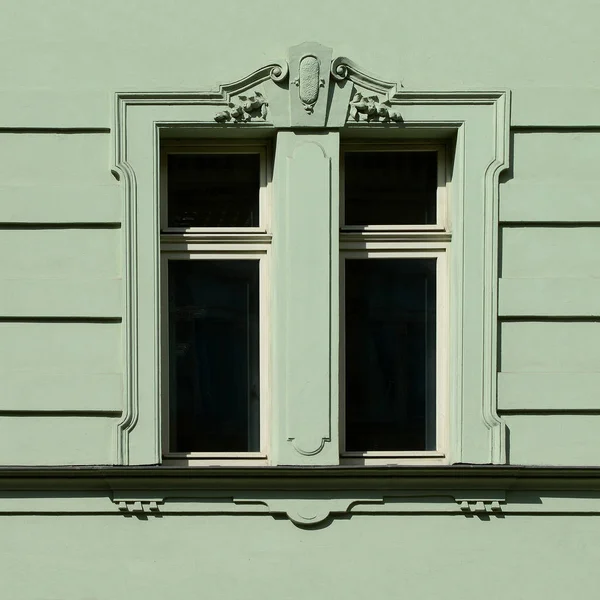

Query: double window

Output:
[161, 140, 449, 464]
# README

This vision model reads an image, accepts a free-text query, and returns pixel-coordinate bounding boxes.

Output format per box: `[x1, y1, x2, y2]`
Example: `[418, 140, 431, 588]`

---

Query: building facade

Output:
[2, 2, 600, 598]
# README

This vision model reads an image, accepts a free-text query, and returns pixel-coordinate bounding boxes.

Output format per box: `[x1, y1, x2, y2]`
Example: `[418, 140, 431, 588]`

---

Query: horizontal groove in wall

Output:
[0, 317, 122, 324]
[499, 278, 600, 318]
[499, 316, 600, 323]
[504, 414, 600, 466]
[500, 409, 600, 415]
[0, 223, 121, 230]
[0, 184, 121, 224]
[0, 410, 122, 417]
[501, 227, 600, 279]
[0, 128, 110, 134]
[0, 278, 122, 319]
[0, 372, 122, 414]
[0, 416, 116, 465]
[501, 222, 600, 228]
[511, 126, 600, 133]
[498, 372, 600, 412]
[499, 181, 600, 223]
[500, 321, 600, 374]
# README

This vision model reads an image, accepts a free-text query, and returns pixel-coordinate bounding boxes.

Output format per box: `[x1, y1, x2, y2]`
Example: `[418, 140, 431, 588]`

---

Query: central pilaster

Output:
[272, 131, 340, 465]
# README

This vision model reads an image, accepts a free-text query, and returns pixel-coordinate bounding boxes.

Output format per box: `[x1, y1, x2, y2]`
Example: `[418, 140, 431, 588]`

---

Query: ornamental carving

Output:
[293, 55, 325, 114]
[209, 43, 407, 128]
[214, 91, 268, 123]
[348, 91, 402, 123]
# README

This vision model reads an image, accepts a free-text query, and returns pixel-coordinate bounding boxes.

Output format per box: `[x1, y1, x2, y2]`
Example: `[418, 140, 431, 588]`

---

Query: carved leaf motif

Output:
[348, 90, 402, 123]
[213, 90, 268, 123]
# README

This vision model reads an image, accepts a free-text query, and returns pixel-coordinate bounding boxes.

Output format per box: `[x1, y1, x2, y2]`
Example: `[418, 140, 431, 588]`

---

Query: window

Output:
[114, 48, 508, 466]
[340, 144, 449, 464]
[160, 142, 271, 464]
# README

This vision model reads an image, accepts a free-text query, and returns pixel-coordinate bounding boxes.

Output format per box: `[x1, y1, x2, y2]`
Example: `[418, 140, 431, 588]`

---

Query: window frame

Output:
[112, 80, 509, 467]
[159, 140, 272, 466]
[339, 142, 450, 465]
[160, 141, 270, 234]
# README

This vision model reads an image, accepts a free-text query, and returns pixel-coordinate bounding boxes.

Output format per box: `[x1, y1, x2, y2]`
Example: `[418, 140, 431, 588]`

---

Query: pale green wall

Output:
[1, 0, 598, 464]
[1, 514, 598, 599]
[1, 1, 600, 597]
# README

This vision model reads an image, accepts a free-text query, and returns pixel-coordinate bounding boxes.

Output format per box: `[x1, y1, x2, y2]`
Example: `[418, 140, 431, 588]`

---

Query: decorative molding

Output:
[287, 42, 333, 127]
[279, 137, 336, 464]
[112, 42, 510, 465]
[214, 91, 268, 123]
[109, 153, 139, 465]
[453, 492, 506, 515]
[481, 90, 511, 464]
[457, 500, 503, 514]
[112, 495, 164, 516]
[220, 60, 289, 94]
[348, 91, 402, 123]
[234, 496, 382, 527]
[292, 55, 325, 114]
[6, 468, 600, 526]
[330, 56, 398, 98]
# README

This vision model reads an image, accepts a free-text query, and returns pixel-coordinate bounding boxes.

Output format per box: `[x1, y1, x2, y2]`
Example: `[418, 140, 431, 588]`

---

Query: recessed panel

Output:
[344, 151, 438, 225]
[168, 260, 260, 453]
[345, 258, 436, 451]
[167, 153, 260, 228]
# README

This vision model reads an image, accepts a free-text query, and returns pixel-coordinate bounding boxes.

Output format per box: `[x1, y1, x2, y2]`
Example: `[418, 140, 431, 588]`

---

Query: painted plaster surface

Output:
[0, 0, 595, 464]
[0, 2, 599, 596]
[1, 515, 600, 599]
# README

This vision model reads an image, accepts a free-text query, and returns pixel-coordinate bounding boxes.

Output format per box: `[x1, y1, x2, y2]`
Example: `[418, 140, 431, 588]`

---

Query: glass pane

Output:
[168, 153, 260, 227]
[345, 259, 436, 451]
[344, 151, 438, 225]
[168, 260, 260, 453]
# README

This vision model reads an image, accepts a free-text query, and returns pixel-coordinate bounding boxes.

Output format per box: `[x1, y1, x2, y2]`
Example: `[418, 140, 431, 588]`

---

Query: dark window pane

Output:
[344, 151, 437, 225]
[168, 154, 260, 227]
[168, 260, 260, 452]
[345, 259, 436, 451]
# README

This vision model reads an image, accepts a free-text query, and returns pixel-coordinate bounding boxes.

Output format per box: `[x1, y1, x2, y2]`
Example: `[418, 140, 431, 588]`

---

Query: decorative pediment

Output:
[211, 42, 404, 128]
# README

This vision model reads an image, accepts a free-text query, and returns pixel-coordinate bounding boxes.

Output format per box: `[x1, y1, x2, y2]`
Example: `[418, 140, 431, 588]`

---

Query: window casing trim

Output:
[112, 79, 510, 466]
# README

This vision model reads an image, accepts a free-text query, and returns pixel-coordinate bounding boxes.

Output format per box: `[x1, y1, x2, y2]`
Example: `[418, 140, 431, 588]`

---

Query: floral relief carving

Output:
[348, 91, 402, 123]
[214, 91, 268, 123]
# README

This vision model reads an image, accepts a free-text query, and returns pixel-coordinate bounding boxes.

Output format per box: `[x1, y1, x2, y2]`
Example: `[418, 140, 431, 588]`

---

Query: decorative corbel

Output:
[454, 493, 506, 516]
[112, 495, 164, 516]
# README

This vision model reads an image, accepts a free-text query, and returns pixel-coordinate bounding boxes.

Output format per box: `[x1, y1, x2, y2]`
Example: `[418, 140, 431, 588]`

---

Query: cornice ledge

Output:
[114, 60, 288, 106]
[386, 89, 509, 104]
[2, 465, 600, 485]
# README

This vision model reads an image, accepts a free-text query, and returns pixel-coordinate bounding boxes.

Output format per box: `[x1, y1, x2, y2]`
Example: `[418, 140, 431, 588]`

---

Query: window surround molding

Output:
[112, 41, 511, 467]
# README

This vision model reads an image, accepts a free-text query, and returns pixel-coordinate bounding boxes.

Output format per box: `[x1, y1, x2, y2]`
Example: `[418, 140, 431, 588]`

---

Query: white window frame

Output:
[339, 142, 450, 465]
[159, 141, 272, 466]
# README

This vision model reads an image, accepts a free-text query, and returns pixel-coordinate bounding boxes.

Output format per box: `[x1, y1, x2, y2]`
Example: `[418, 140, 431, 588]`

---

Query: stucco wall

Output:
[1, 4, 599, 597]
[2, 513, 598, 599]
[1, 1, 599, 466]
